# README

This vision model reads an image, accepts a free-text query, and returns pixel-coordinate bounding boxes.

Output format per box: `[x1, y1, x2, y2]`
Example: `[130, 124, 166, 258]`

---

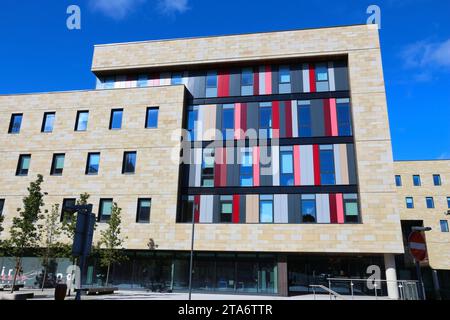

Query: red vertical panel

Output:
[233, 195, 240, 223]
[323, 99, 332, 136]
[329, 194, 338, 224]
[253, 68, 259, 95]
[218, 69, 230, 97]
[293, 145, 301, 186]
[309, 64, 316, 93]
[241, 103, 247, 134]
[284, 101, 293, 138]
[329, 99, 338, 136]
[313, 144, 321, 185]
[336, 193, 345, 224]
[272, 101, 280, 139]
[194, 195, 200, 223]
[220, 148, 227, 187]
[253, 147, 260, 187]
[265, 65, 272, 94]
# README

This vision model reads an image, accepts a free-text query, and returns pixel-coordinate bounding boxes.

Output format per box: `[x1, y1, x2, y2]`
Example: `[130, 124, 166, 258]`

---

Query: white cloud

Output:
[401, 39, 450, 69]
[157, 0, 190, 15]
[89, 0, 145, 20]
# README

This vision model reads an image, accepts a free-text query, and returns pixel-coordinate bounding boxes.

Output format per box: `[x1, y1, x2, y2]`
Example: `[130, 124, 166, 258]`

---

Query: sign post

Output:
[408, 231, 427, 300]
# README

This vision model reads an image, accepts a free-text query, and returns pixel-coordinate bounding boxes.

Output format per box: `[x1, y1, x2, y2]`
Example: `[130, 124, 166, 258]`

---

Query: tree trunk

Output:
[41, 266, 47, 291]
[105, 263, 110, 287]
[10, 257, 22, 294]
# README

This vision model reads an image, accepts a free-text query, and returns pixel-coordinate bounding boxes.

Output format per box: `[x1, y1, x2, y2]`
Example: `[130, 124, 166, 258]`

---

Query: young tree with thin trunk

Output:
[97, 202, 127, 287]
[7, 174, 46, 293]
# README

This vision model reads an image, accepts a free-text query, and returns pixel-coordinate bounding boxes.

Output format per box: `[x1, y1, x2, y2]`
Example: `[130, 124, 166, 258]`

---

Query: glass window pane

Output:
[301, 199, 316, 223]
[406, 197, 414, 209]
[137, 74, 148, 87]
[10, 114, 23, 133]
[395, 175, 402, 187]
[337, 103, 352, 136]
[279, 66, 291, 83]
[298, 104, 312, 137]
[281, 152, 293, 174]
[76, 112, 89, 131]
[433, 175, 441, 186]
[320, 149, 335, 185]
[441, 221, 449, 233]
[123, 152, 136, 173]
[101, 200, 113, 220]
[43, 113, 55, 132]
[413, 175, 421, 186]
[241, 68, 253, 86]
[260, 200, 273, 223]
[87, 153, 100, 174]
[111, 110, 123, 129]
[222, 106, 234, 140]
[55, 155, 65, 169]
[221, 203, 232, 214]
[426, 197, 434, 209]
[206, 71, 217, 88]
[138, 199, 151, 222]
[316, 63, 328, 81]
[171, 73, 183, 85]
[146, 108, 159, 128]
[345, 202, 358, 216]
[22, 156, 30, 170]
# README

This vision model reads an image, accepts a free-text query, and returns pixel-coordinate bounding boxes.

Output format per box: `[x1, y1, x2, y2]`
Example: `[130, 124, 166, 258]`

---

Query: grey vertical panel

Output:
[334, 61, 349, 91]
[279, 103, 286, 138]
[288, 194, 301, 224]
[239, 195, 246, 224]
[247, 102, 259, 134]
[233, 152, 240, 186]
[347, 144, 357, 184]
[227, 147, 235, 186]
[213, 195, 220, 223]
[291, 64, 303, 93]
[260, 146, 272, 187]
[229, 69, 241, 97]
[311, 99, 325, 137]
[271, 65, 279, 95]
[192, 71, 206, 98]
[216, 104, 223, 135]
[188, 147, 196, 187]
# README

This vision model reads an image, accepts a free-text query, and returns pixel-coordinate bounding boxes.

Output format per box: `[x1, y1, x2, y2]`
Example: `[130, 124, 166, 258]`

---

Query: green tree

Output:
[97, 202, 127, 286]
[8, 174, 46, 293]
[0, 214, 4, 256]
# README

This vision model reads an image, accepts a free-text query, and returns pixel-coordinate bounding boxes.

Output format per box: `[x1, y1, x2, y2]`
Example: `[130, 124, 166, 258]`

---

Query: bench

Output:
[84, 287, 118, 295]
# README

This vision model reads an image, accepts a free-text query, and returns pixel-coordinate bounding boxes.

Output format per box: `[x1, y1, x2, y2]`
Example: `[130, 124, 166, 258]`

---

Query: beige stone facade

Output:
[394, 160, 450, 270]
[0, 25, 404, 255]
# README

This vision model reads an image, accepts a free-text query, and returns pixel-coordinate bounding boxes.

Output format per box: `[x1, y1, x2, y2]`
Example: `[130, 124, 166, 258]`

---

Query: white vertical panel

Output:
[291, 100, 298, 138]
[300, 145, 314, 185]
[302, 64, 310, 93]
[275, 194, 288, 223]
[199, 195, 213, 223]
[328, 62, 336, 91]
[334, 144, 342, 185]
[194, 148, 202, 186]
[115, 75, 127, 89]
[259, 66, 266, 95]
[197, 106, 205, 141]
[272, 146, 280, 186]
[160, 73, 171, 85]
[316, 194, 330, 223]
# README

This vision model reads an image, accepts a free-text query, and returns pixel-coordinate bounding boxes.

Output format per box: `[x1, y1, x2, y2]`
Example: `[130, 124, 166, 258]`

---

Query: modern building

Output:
[0, 24, 448, 298]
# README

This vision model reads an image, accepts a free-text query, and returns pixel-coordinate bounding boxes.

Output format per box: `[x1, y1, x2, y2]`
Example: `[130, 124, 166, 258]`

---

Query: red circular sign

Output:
[408, 232, 427, 262]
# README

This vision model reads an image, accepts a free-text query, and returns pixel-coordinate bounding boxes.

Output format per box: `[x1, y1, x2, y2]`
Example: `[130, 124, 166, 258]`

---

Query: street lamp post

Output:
[410, 226, 431, 300]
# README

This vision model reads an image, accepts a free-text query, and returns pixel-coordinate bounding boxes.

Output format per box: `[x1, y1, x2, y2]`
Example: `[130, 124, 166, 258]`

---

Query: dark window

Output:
[41, 112, 56, 133]
[315, 63, 329, 92]
[98, 199, 113, 222]
[301, 195, 316, 223]
[344, 194, 359, 223]
[61, 198, 76, 222]
[86, 153, 100, 175]
[104, 76, 115, 89]
[8, 114, 23, 134]
[16, 154, 31, 176]
[259, 195, 273, 223]
[145, 107, 159, 129]
[187, 108, 198, 141]
[298, 102, 312, 137]
[137, 74, 148, 87]
[219, 195, 233, 223]
[222, 104, 235, 140]
[413, 175, 421, 186]
[122, 151, 137, 174]
[180, 196, 195, 223]
[171, 73, 183, 85]
[109, 109, 123, 130]
[278, 66, 291, 94]
[136, 198, 151, 223]
[320, 146, 335, 185]
[0, 199, 5, 216]
[336, 100, 352, 136]
[280, 149, 294, 186]
[426, 197, 435, 209]
[447, 197, 450, 209]
[75, 111, 89, 131]
[241, 68, 254, 96]
[259, 103, 272, 139]
[406, 197, 414, 209]
[201, 148, 215, 187]
[240, 150, 253, 187]
[206, 71, 218, 97]
[441, 220, 449, 233]
[395, 175, 402, 187]
[433, 174, 442, 186]
[50, 154, 65, 176]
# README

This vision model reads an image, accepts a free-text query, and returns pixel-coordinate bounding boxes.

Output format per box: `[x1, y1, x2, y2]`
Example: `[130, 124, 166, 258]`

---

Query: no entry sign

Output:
[408, 231, 427, 262]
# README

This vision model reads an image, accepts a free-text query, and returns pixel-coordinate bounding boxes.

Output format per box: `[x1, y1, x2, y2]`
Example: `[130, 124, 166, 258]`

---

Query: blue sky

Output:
[0, 0, 449, 160]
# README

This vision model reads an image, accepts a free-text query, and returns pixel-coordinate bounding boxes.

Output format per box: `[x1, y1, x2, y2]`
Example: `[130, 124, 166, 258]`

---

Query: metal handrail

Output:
[326, 278, 419, 283]
[310, 285, 347, 300]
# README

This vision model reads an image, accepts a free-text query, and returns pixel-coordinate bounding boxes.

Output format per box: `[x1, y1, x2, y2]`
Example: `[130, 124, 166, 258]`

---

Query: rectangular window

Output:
[206, 71, 218, 97]
[301, 195, 316, 223]
[440, 220, 449, 233]
[433, 174, 442, 186]
[180, 196, 195, 223]
[343, 194, 359, 223]
[320, 145, 335, 185]
[240, 149, 253, 187]
[336, 99, 352, 136]
[50, 154, 65, 176]
[145, 107, 159, 129]
[426, 197, 435, 209]
[104, 76, 115, 89]
[298, 101, 312, 137]
[109, 109, 123, 130]
[86, 152, 100, 175]
[220, 195, 233, 223]
[61, 198, 76, 222]
[8, 114, 23, 134]
[122, 151, 137, 174]
[406, 197, 414, 209]
[259, 195, 274, 223]
[16, 154, 31, 176]
[0, 199, 5, 216]
[280, 147, 294, 186]
[395, 175, 402, 187]
[171, 73, 183, 85]
[41, 112, 55, 133]
[75, 111, 89, 131]
[222, 104, 235, 140]
[315, 63, 329, 92]
[136, 198, 151, 223]
[137, 74, 148, 87]
[259, 103, 272, 139]
[241, 68, 254, 96]
[98, 199, 113, 222]
[187, 108, 198, 141]
[413, 175, 421, 186]
[201, 148, 215, 187]
[278, 66, 291, 94]
[447, 197, 450, 209]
